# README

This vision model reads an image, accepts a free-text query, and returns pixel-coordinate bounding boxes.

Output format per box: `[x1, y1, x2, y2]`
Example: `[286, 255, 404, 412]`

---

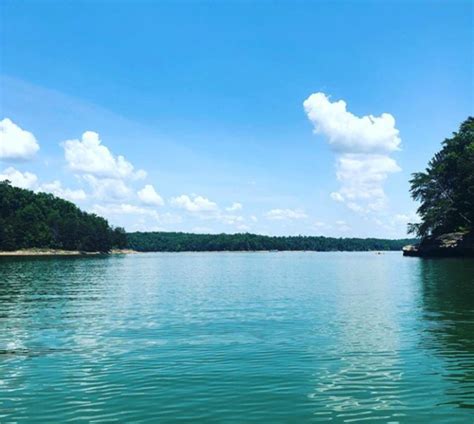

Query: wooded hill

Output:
[0, 181, 126, 252]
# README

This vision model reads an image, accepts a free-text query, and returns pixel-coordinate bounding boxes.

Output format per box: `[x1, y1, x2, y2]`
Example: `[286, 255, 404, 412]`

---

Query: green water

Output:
[0, 252, 473, 423]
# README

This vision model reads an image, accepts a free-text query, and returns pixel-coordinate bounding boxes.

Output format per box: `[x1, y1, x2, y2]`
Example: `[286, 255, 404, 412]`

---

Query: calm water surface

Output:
[0, 252, 473, 423]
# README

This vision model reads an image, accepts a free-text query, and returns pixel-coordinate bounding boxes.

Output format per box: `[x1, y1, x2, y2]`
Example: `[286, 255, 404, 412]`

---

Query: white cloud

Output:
[346, 202, 365, 213]
[226, 202, 242, 212]
[250, 215, 258, 222]
[168, 195, 251, 230]
[303, 93, 401, 154]
[170, 194, 218, 212]
[83, 174, 131, 201]
[390, 212, 419, 229]
[92, 203, 160, 220]
[369, 212, 419, 237]
[0, 167, 38, 189]
[91, 204, 183, 231]
[313, 221, 326, 228]
[334, 153, 401, 211]
[311, 220, 331, 235]
[39, 180, 86, 202]
[0, 167, 86, 202]
[220, 214, 245, 225]
[138, 184, 164, 206]
[334, 220, 351, 233]
[0, 118, 40, 160]
[62, 131, 153, 206]
[330, 192, 344, 202]
[265, 208, 308, 220]
[304, 92, 401, 213]
[393, 213, 414, 225]
[63, 131, 146, 180]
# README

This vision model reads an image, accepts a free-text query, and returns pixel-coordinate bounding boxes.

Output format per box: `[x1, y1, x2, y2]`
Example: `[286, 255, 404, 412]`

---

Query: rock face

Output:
[403, 232, 474, 257]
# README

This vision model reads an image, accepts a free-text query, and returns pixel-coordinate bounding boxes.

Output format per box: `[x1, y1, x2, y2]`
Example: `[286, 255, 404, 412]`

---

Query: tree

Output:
[409, 117, 474, 237]
[0, 181, 124, 252]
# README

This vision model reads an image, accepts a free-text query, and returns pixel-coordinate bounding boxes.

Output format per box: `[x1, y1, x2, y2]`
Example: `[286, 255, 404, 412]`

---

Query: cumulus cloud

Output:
[0, 167, 86, 202]
[82, 174, 131, 201]
[138, 184, 164, 206]
[265, 208, 308, 220]
[304, 92, 401, 213]
[170, 194, 218, 212]
[0, 167, 38, 189]
[91, 204, 183, 231]
[92, 203, 159, 218]
[39, 180, 86, 202]
[0, 118, 40, 160]
[63, 131, 146, 180]
[226, 202, 242, 212]
[168, 195, 251, 230]
[334, 153, 401, 212]
[60, 130, 148, 209]
[303, 93, 401, 154]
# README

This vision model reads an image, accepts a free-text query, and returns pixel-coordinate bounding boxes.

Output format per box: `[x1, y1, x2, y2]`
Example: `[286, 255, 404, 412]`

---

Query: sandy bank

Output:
[0, 249, 138, 257]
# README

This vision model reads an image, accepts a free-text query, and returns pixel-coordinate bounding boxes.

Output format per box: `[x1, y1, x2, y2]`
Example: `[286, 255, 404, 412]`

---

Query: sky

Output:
[0, 0, 472, 238]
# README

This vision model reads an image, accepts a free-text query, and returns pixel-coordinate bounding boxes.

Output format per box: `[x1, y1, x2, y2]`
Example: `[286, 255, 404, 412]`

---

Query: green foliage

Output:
[0, 181, 126, 252]
[127, 231, 415, 252]
[409, 117, 474, 237]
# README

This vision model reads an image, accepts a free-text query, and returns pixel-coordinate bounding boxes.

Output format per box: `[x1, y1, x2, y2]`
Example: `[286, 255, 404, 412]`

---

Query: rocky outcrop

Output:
[403, 231, 474, 257]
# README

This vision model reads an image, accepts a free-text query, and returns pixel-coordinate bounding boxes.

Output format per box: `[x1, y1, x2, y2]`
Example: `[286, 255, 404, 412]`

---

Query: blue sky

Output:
[1, 0, 472, 237]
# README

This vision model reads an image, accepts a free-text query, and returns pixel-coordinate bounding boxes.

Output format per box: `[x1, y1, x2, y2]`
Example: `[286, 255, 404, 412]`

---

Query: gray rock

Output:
[403, 231, 474, 257]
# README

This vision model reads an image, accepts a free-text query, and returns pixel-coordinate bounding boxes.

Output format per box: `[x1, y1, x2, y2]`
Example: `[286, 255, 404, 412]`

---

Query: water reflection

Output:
[417, 259, 474, 409]
[308, 254, 409, 422]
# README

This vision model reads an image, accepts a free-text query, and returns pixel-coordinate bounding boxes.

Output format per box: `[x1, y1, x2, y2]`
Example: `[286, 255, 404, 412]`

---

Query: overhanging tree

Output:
[409, 117, 474, 237]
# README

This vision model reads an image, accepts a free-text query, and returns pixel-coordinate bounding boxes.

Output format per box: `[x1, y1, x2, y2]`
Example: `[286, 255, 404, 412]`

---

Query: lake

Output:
[0, 252, 473, 423]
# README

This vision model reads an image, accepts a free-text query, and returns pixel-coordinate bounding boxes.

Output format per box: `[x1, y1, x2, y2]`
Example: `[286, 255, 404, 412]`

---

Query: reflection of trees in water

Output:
[418, 259, 474, 408]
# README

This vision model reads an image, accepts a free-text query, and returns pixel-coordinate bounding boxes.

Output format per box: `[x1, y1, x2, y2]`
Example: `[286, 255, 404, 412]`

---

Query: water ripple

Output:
[1, 253, 473, 423]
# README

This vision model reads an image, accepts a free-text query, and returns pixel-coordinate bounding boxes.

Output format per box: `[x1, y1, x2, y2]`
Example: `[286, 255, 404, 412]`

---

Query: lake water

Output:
[0, 252, 473, 423]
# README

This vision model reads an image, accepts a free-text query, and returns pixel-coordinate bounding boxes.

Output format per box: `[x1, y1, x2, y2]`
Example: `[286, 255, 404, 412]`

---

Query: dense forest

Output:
[409, 117, 473, 237]
[127, 231, 415, 252]
[0, 181, 127, 252]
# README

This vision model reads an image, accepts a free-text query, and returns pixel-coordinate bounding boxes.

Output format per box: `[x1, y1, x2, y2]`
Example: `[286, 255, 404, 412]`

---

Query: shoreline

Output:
[0, 249, 138, 257]
[0, 249, 408, 257]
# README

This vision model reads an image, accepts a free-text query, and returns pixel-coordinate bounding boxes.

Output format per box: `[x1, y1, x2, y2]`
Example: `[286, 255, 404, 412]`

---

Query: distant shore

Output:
[0, 249, 400, 256]
[0, 248, 138, 257]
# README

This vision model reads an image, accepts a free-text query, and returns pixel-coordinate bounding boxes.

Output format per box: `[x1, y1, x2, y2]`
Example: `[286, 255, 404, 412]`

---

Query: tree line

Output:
[0, 181, 415, 253]
[0, 181, 127, 252]
[127, 231, 415, 252]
